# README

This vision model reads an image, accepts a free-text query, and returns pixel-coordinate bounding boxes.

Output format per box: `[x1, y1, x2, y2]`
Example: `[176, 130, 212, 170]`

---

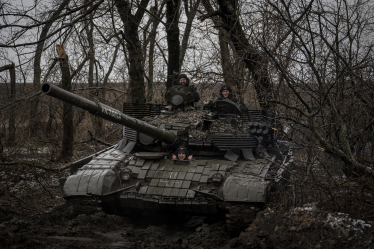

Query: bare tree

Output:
[83, 0, 103, 135]
[115, 0, 150, 103]
[165, 0, 181, 88]
[259, 0, 374, 176]
[29, 0, 71, 136]
[0, 63, 16, 145]
[201, 0, 243, 96]
[200, 0, 274, 111]
[145, 1, 166, 101]
[56, 45, 74, 160]
[179, 0, 201, 70]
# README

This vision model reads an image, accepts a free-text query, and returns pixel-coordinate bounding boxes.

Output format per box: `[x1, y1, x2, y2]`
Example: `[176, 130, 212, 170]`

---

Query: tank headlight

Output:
[120, 168, 132, 181]
[202, 98, 214, 110]
[203, 98, 213, 106]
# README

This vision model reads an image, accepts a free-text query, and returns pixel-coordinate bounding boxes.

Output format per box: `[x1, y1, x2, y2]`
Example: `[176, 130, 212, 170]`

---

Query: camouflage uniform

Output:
[177, 74, 200, 102]
[217, 84, 248, 113]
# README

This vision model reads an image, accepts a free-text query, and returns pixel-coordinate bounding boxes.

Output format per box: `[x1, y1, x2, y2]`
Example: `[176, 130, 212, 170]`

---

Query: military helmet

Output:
[177, 74, 190, 86]
[220, 84, 233, 96]
[175, 146, 189, 157]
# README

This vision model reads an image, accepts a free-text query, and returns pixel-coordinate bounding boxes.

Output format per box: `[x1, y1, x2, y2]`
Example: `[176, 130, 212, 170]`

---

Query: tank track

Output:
[66, 197, 101, 216]
[225, 204, 261, 234]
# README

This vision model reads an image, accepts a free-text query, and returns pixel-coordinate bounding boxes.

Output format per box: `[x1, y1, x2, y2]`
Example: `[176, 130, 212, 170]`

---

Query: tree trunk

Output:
[218, 26, 246, 101]
[147, 2, 165, 101]
[29, 0, 70, 136]
[179, 0, 200, 70]
[57, 49, 74, 160]
[84, 0, 102, 135]
[115, 0, 149, 103]
[86, 25, 95, 101]
[46, 98, 53, 134]
[0, 63, 16, 146]
[218, 26, 235, 87]
[148, 23, 157, 101]
[8, 64, 16, 145]
[126, 21, 146, 103]
[103, 43, 120, 101]
[214, 0, 272, 111]
[166, 0, 180, 89]
[201, 1, 236, 89]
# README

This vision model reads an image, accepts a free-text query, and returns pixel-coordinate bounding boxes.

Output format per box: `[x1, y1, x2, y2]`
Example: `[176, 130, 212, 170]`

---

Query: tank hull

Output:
[63, 146, 291, 216]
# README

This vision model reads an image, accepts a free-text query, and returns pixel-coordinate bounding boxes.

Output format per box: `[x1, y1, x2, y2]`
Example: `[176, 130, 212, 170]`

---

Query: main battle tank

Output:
[42, 83, 292, 232]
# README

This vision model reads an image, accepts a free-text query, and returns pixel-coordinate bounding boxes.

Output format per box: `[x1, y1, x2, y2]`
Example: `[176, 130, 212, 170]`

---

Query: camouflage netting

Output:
[143, 110, 252, 140]
[209, 121, 250, 133]
[143, 110, 210, 127]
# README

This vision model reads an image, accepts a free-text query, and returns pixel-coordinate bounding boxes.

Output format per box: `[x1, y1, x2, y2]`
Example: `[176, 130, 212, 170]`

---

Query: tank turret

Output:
[164, 84, 199, 112]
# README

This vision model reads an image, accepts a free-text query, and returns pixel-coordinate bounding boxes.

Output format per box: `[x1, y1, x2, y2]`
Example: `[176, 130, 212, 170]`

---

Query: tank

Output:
[41, 83, 292, 232]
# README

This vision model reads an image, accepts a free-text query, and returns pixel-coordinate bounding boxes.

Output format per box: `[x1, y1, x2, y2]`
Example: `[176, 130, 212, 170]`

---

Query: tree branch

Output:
[0, 91, 42, 111]
[0, 0, 105, 48]
[0, 161, 68, 172]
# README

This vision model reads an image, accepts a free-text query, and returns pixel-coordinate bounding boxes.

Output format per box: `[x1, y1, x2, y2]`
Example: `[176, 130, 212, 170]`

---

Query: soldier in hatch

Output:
[172, 146, 193, 161]
[177, 74, 200, 102]
[216, 84, 248, 114]
[217, 84, 238, 102]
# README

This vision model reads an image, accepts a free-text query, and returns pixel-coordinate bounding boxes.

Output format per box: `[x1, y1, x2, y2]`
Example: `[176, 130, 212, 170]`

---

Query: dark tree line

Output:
[1, 0, 374, 180]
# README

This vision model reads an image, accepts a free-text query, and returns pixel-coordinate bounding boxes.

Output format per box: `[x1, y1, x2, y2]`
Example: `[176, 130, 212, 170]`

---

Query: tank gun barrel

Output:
[41, 83, 176, 145]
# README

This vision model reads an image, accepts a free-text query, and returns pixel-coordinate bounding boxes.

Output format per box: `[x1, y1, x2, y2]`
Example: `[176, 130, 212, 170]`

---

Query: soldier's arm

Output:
[189, 85, 200, 102]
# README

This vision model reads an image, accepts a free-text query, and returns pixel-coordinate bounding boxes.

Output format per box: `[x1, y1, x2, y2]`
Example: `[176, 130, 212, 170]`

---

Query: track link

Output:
[66, 197, 101, 216]
[226, 204, 260, 234]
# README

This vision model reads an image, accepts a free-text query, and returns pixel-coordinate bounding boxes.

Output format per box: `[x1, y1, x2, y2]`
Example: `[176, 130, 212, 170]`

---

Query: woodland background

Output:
[1, 0, 374, 221]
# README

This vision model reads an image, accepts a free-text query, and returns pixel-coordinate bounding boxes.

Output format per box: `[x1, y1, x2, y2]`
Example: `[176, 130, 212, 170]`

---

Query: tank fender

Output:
[63, 148, 126, 197]
[63, 169, 121, 197]
[221, 174, 270, 202]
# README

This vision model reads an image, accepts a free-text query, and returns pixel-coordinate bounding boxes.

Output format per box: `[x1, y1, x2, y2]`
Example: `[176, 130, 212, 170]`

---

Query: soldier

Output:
[217, 84, 238, 102]
[217, 84, 249, 114]
[177, 74, 200, 102]
[172, 146, 193, 161]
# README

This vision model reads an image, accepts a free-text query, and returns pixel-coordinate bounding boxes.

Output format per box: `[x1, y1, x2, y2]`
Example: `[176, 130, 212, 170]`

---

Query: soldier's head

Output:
[178, 74, 190, 86]
[176, 146, 188, 160]
[220, 85, 232, 98]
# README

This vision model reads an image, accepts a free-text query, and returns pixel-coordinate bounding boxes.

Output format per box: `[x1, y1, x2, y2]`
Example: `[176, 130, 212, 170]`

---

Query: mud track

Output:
[0, 202, 230, 249]
[1, 200, 374, 249]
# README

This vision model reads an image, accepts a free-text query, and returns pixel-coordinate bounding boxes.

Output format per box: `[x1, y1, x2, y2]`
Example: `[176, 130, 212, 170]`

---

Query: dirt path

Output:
[1, 201, 373, 249]
[0, 202, 230, 249]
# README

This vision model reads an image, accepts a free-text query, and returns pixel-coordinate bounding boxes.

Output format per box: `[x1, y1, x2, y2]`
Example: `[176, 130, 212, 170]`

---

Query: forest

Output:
[1, 0, 374, 248]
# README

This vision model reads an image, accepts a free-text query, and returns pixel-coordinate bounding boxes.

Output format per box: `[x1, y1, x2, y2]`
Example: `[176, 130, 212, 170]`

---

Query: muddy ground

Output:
[1, 142, 374, 248]
[1, 197, 373, 248]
